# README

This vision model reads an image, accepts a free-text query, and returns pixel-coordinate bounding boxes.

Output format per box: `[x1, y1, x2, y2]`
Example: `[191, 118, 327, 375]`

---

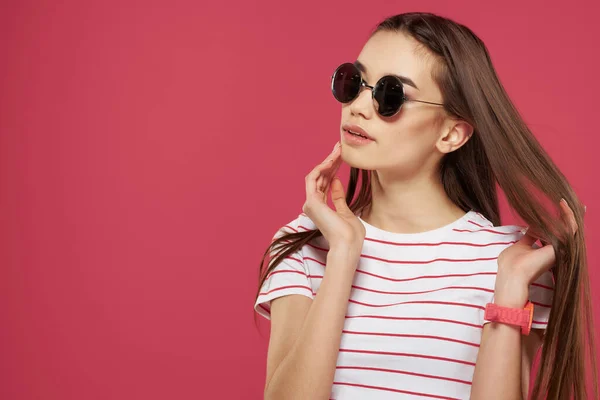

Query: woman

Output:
[254, 12, 597, 400]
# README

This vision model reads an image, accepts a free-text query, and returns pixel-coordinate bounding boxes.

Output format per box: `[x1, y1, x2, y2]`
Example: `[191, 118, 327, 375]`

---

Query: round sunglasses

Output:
[331, 62, 445, 117]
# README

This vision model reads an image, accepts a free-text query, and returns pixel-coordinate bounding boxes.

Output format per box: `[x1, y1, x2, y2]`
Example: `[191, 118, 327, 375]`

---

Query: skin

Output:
[265, 30, 578, 399]
[471, 199, 578, 399]
[337, 30, 473, 234]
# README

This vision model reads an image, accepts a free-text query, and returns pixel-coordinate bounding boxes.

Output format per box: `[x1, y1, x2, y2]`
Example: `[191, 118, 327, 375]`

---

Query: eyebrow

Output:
[354, 60, 419, 90]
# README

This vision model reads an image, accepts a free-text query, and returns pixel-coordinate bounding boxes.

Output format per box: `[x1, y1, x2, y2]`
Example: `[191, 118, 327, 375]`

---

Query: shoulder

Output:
[270, 212, 312, 239]
[457, 210, 528, 243]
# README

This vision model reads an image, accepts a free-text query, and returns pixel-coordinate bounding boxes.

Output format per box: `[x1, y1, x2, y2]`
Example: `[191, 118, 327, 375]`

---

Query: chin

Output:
[341, 153, 374, 171]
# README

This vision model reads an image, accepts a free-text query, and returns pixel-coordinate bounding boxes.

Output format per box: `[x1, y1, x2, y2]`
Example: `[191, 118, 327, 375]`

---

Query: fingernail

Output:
[560, 198, 566, 205]
[333, 142, 340, 151]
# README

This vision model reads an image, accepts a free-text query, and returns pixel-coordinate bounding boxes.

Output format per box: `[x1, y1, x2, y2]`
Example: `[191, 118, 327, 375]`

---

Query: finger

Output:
[559, 198, 578, 235]
[316, 174, 325, 195]
[322, 155, 343, 189]
[306, 144, 341, 198]
[316, 142, 341, 173]
[306, 167, 324, 198]
[322, 142, 340, 164]
[528, 244, 556, 282]
[316, 144, 341, 178]
[330, 177, 352, 215]
[318, 151, 344, 200]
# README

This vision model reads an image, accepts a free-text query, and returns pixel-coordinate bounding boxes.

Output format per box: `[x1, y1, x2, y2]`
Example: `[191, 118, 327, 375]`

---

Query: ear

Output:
[436, 120, 474, 154]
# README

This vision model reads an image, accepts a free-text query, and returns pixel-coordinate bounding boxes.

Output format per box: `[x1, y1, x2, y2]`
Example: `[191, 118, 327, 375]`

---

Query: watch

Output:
[484, 301, 535, 335]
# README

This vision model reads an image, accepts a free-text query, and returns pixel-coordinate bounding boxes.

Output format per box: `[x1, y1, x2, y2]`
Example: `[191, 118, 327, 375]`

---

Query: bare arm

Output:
[263, 141, 364, 399]
[264, 249, 356, 400]
[471, 260, 546, 400]
[470, 322, 522, 399]
[470, 317, 543, 400]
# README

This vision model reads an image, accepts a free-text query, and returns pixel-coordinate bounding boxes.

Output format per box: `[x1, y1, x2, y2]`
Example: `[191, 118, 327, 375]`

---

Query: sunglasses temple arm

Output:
[411, 99, 445, 106]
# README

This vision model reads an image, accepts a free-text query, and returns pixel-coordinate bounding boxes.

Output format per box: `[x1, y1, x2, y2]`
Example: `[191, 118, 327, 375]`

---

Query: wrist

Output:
[494, 269, 529, 308]
[327, 246, 360, 264]
[493, 295, 529, 308]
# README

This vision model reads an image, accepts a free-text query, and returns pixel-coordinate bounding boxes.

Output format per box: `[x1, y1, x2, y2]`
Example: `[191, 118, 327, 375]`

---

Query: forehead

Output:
[356, 31, 436, 92]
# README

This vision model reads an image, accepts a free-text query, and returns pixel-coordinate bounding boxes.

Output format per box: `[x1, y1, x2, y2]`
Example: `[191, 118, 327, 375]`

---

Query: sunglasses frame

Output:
[331, 62, 445, 117]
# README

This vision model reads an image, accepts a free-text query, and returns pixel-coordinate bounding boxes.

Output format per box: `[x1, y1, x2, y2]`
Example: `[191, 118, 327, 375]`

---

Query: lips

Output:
[342, 123, 375, 141]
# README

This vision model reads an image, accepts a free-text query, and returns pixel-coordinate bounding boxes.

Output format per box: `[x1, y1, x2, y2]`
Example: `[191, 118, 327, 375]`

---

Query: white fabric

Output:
[255, 210, 554, 399]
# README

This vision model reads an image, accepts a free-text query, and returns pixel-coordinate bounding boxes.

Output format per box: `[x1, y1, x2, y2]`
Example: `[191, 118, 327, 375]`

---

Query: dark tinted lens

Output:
[373, 76, 404, 117]
[331, 63, 361, 103]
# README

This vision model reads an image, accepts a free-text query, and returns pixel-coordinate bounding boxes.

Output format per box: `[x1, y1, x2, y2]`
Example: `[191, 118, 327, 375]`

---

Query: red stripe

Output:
[304, 256, 326, 266]
[266, 269, 305, 278]
[351, 284, 494, 295]
[339, 348, 475, 366]
[295, 225, 520, 246]
[361, 254, 499, 265]
[304, 241, 517, 266]
[266, 269, 322, 279]
[267, 251, 304, 264]
[268, 265, 551, 294]
[453, 227, 522, 235]
[285, 255, 303, 265]
[336, 365, 472, 386]
[332, 381, 460, 399]
[342, 330, 480, 348]
[345, 315, 483, 329]
[354, 270, 496, 283]
[467, 219, 487, 228]
[349, 299, 486, 311]
[257, 304, 270, 315]
[364, 237, 517, 247]
[258, 285, 313, 296]
[267, 267, 551, 301]
[306, 242, 329, 252]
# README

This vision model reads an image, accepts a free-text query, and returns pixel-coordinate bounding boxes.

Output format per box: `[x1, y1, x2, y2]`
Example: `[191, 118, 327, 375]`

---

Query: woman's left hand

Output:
[493, 199, 580, 308]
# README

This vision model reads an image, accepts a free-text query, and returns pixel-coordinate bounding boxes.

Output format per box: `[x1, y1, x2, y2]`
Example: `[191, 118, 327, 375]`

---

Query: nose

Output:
[348, 83, 374, 119]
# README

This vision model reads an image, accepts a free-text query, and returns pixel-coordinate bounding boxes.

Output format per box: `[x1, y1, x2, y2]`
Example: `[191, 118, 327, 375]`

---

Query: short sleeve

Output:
[529, 268, 554, 330]
[482, 236, 554, 330]
[254, 222, 314, 320]
[527, 240, 555, 330]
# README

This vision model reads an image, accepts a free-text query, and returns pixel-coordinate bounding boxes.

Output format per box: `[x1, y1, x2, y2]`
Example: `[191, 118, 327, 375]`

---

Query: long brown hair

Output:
[256, 12, 598, 399]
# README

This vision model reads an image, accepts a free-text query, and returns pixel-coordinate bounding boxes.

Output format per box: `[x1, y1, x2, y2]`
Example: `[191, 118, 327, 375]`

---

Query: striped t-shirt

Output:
[255, 209, 554, 400]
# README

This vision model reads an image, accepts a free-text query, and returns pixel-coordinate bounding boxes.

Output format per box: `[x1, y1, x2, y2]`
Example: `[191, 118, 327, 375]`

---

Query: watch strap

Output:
[484, 301, 534, 335]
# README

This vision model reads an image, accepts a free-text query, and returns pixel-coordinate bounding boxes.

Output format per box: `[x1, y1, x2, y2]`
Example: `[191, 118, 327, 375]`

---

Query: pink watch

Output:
[484, 301, 535, 335]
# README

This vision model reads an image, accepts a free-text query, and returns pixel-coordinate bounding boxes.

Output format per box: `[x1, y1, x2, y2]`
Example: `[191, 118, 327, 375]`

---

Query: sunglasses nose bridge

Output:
[360, 80, 374, 90]
[358, 81, 376, 99]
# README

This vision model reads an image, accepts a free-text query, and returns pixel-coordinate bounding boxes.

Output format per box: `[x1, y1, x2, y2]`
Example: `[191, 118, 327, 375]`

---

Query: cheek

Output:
[382, 117, 439, 164]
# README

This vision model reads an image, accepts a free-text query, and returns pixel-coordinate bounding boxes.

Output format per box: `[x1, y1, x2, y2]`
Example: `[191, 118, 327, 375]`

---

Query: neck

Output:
[361, 169, 467, 234]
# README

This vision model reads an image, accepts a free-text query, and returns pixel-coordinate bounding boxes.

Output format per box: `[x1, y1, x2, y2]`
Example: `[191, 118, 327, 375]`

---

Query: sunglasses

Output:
[330, 62, 445, 117]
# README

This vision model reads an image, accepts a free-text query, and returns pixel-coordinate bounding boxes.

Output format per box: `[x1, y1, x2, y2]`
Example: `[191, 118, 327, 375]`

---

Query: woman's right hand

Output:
[302, 141, 366, 261]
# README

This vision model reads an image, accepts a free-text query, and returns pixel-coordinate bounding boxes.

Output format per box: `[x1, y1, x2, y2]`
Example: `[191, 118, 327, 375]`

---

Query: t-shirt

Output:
[255, 209, 554, 400]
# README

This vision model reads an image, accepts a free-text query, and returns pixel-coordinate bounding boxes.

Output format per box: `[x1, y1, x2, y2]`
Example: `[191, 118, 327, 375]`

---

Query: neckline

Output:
[357, 210, 476, 241]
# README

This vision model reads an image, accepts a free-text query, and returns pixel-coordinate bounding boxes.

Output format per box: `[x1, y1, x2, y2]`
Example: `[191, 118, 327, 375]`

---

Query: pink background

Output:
[1, 1, 599, 399]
